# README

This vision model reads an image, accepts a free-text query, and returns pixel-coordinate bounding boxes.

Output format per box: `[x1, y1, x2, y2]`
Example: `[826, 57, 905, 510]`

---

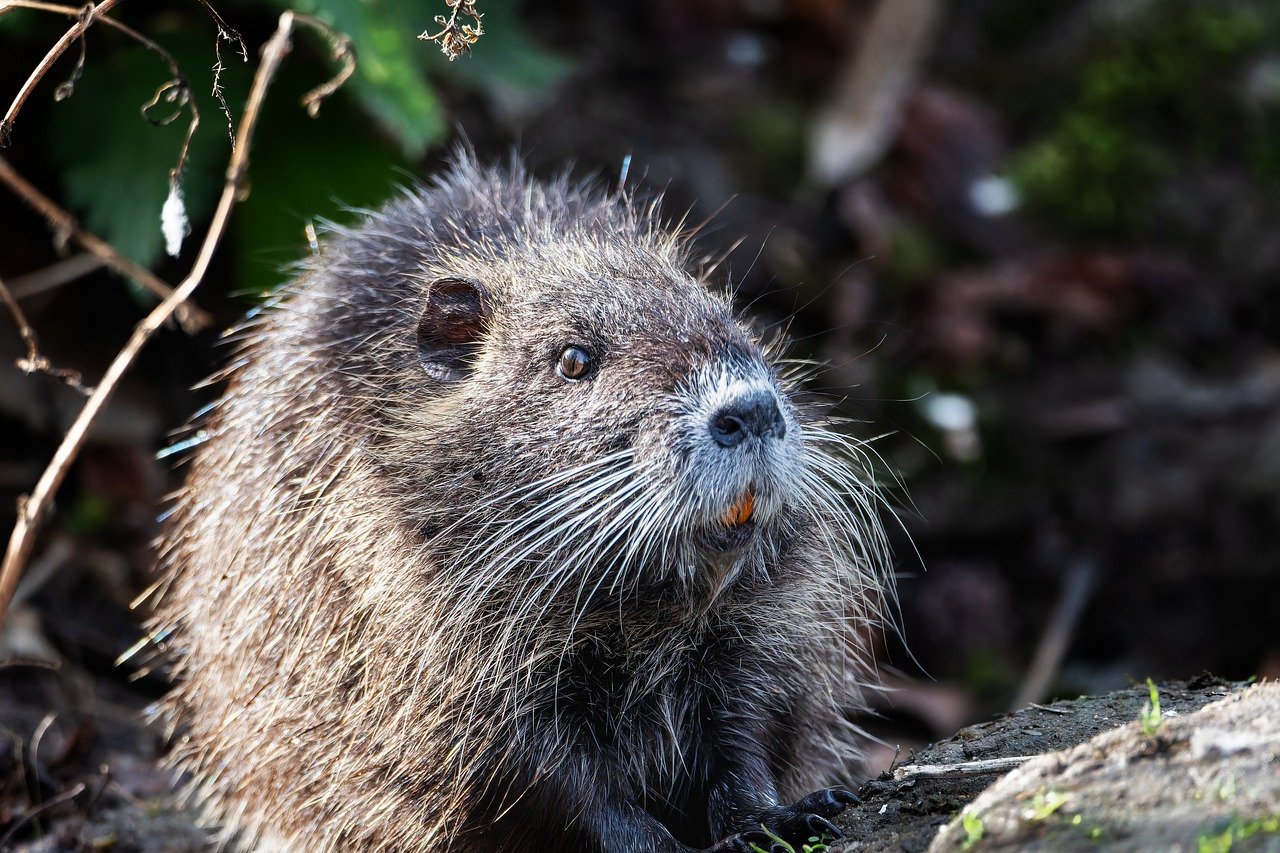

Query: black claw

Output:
[795, 786, 856, 818]
[804, 814, 845, 840]
[832, 786, 861, 806]
[719, 787, 860, 852]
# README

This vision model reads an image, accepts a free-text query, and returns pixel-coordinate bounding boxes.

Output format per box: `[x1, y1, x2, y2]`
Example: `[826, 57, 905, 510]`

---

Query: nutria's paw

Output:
[705, 788, 858, 852]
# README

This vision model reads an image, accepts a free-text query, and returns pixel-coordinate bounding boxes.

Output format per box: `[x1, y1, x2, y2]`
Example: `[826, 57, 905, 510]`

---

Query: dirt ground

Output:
[834, 675, 1273, 852]
[3, 662, 1269, 851]
[925, 681, 1280, 852]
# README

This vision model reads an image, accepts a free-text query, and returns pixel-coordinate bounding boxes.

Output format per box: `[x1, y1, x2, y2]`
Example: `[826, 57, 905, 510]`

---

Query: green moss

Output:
[1007, 0, 1280, 239]
[1197, 815, 1280, 853]
[733, 99, 808, 197]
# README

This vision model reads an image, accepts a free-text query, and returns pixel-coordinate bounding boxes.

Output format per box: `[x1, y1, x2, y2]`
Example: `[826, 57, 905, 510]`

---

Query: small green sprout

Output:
[1027, 789, 1067, 820]
[1197, 815, 1280, 852]
[1139, 678, 1163, 736]
[747, 826, 832, 853]
[1071, 813, 1105, 842]
[961, 808, 985, 850]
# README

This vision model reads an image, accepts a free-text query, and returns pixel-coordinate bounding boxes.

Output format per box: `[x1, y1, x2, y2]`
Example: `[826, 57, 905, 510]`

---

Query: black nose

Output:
[709, 391, 786, 448]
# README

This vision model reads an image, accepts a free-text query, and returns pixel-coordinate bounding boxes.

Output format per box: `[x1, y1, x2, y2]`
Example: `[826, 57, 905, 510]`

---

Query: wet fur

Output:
[150, 155, 892, 851]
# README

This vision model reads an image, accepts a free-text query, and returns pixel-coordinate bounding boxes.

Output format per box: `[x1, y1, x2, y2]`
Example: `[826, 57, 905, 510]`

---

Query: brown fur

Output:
[149, 155, 893, 852]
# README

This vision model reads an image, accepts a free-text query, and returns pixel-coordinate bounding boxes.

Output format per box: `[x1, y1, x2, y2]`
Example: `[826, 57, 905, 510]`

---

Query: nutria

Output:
[148, 154, 893, 852]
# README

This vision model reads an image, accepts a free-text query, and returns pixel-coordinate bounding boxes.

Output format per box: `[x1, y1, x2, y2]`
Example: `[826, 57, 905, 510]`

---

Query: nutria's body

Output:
[152, 156, 892, 852]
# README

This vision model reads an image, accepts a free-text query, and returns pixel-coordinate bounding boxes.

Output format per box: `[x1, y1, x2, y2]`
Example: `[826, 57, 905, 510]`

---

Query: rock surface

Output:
[833, 676, 1278, 852]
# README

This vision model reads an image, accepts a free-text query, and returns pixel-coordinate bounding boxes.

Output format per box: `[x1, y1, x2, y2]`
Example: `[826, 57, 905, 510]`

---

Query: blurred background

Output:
[2, 0, 1279, 813]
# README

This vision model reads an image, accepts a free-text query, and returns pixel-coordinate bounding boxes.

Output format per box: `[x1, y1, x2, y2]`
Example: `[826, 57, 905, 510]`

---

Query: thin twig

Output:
[293, 13, 355, 117]
[6, 253, 104, 299]
[0, 274, 91, 393]
[51, 2, 89, 101]
[0, 10, 353, 627]
[1011, 557, 1098, 710]
[194, 0, 249, 141]
[11, 534, 74, 608]
[4, 0, 205, 269]
[5, 1, 196, 87]
[0, 657, 60, 670]
[0, 156, 211, 331]
[1, 0, 122, 144]
[0, 781, 85, 847]
[892, 756, 1032, 781]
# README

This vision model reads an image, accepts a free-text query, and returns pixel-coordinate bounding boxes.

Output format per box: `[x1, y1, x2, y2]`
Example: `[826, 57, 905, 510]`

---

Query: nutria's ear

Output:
[416, 278, 491, 383]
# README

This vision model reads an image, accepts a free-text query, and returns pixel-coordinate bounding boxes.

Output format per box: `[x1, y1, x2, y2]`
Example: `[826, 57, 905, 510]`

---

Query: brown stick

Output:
[6, 252, 104, 299]
[1010, 557, 1098, 710]
[294, 13, 355, 117]
[0, 156, 211, 331]
[0, 0, 212, 331]
[2, 1, 192, 81]
[0, 10, 343, 627]
[0, 273, 91, 393]
[892, 756, 1033, 781]
[808, 0, 942, 186]
[0, 273, 45, 372]
[1, 0, 122, 142]
[20, 0, 204, 192]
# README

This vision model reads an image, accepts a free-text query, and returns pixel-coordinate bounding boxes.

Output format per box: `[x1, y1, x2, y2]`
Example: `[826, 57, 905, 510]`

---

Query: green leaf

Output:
[269, 0, 446, 157]
[228, 56, 410, 296]
[271, 0, 570, 152]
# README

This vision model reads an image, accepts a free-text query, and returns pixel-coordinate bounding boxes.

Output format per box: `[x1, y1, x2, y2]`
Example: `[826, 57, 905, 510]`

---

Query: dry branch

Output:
[892, 756, 1032, 781]
[1011, 557, 1098, 710]
[0, 155, 211, 331]
[6, 252, 104, 299]
[1, 0, 122, 143]
[0, 0, 213, 329]
[808, 0, 942, 187]
[0, 10, 354, 627]
[0, 273, 91, 393]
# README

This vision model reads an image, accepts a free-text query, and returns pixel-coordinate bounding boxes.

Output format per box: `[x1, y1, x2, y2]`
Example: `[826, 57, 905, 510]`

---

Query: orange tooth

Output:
[722, 485, 756, 527]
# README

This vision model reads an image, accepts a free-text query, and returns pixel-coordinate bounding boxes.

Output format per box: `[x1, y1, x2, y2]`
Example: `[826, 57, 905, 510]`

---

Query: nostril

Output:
[710, 412, 749, 448]
[708, 391, 786, 448]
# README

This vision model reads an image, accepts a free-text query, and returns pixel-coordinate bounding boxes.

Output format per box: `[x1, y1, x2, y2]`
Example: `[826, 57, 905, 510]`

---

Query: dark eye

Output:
[557, 346, 592, 381]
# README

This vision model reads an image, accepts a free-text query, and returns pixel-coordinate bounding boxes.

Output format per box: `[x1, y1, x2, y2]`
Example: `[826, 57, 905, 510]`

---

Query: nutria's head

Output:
[286, 157, 879, 613]
[404, 259, 798, 597]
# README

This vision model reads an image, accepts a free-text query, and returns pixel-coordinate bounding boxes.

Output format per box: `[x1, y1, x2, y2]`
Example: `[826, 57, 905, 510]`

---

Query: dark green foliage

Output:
[47, 29, 231, 279]
[36, 0, 568, 294]
[269, 0, 446, 157]
[1009, 0, 1280, 239]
